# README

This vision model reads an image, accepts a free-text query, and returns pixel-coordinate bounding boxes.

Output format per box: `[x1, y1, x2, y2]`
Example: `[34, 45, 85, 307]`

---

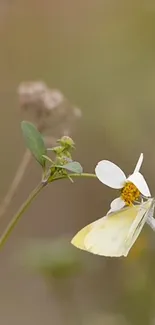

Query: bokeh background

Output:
[1, 0, 155, 324]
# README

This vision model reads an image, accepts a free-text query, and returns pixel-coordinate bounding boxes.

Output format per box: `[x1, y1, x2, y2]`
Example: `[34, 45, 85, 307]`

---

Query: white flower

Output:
[95, 153, 151, 213]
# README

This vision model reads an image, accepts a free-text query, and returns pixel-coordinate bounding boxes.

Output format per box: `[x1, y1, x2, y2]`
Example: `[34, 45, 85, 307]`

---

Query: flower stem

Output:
[0, 172, 96, 251]
[0, 182, 46, 250]
[48, 172, 97, 183]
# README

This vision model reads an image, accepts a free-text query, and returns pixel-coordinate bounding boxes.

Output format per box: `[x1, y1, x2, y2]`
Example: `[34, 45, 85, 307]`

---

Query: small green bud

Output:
[52, 146, 73, 161]
[62, 151, 72, 159]
[56, 156, 72, 166]
[57, 136, 75, 149]
[52, 146, 64, 155]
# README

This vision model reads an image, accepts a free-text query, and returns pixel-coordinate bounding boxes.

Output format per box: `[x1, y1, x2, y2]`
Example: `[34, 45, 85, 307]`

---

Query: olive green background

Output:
[1, 1, 155, 324]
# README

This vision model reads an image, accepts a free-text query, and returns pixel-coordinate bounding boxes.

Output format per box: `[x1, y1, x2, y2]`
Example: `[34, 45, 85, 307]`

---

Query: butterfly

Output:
[71, 198, 155, 257]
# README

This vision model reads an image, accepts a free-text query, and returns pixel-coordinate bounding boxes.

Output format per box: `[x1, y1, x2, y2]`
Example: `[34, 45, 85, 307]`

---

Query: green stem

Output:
[49, 172, 97, 183]
[0, 172, 96, 251]
[0, 182, 46, 250]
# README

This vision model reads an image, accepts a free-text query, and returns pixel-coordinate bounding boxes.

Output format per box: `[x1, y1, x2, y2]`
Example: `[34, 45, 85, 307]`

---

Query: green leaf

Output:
[56, 161, 83, 174]
[21, 121, 47, 167]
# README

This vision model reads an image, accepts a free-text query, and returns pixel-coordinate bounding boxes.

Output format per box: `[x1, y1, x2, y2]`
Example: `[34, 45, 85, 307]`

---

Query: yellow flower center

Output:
[121, 182, 140, 206]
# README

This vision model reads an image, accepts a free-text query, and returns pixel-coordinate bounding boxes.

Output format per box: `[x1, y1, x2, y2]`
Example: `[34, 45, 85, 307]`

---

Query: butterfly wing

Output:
[71, 200, 153, 257]
[124, 198, 154, 255]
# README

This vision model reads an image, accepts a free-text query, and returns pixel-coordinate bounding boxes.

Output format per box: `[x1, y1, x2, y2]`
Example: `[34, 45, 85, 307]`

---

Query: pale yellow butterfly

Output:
[71, 198, 154, 257]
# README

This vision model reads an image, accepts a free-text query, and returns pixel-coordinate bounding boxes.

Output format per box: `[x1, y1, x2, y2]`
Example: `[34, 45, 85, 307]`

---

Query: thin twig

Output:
[48, 173, 97, 183]
[0, 149, 31, 219]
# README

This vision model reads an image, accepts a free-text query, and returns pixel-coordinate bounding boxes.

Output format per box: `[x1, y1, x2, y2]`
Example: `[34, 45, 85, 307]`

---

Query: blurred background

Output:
[1, 0, 155, 324]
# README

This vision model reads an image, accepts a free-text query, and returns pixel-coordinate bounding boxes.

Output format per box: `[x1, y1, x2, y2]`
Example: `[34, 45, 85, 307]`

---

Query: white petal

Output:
[134, 153, 143, 173]
[95, 160, 126, 189]
[127, 172, 151, 197]
[108, 197, 125, 214]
